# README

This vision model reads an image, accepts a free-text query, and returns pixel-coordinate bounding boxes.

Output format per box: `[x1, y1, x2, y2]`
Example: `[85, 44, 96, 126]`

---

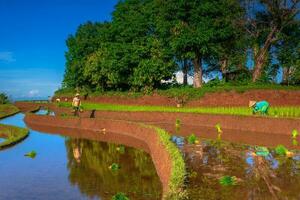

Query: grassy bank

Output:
[55, 84, 300, 100]
[0, 104, 19, 119]
[145, 125, 186, 199]
[0, 124, 29, 150]
[58, 102, 300, 118]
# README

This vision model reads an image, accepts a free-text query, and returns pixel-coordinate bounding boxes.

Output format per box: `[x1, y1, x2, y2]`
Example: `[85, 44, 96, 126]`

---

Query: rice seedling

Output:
[275, 145, 288, 156]
[292, 129, 298, 139]
[24, 151, 37, 158]
[116, 145, 125, 154]
[219, 176, 237, 186]
[186, 134, 199, 144]
[215, 123, 223, 133]
[112, 192, 129, 200]
[109, 163, 120, 171]
[175, 118, 181, 128]
[292, 139, 298, 146]
[58, 102, 300, 118]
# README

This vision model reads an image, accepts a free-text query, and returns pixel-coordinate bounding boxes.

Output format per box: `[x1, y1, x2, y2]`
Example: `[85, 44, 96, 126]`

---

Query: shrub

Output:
[0, 93, 9, 104]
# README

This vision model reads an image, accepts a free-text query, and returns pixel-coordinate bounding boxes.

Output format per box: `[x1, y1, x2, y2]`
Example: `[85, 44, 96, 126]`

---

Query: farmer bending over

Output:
[249, 100, 269, 115]
[72, 93, 81, 116]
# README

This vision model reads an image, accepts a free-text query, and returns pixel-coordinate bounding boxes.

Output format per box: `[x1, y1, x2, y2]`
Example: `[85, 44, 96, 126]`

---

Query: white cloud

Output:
[28, 89, 40, 97]
[0, 51, 16, 62]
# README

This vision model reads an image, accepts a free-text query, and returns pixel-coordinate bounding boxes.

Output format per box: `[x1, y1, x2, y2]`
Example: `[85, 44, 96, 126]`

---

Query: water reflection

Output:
[0, 138, 6, 143]
[184, 140, 300, 200]
[0, 113, 162, 200]
[65, 138, 162, 200]
[35, 109, 55, 116]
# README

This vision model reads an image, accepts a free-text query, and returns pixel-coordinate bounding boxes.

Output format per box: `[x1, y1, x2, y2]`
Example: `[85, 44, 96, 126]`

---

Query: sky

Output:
[0, 0, 118, 99]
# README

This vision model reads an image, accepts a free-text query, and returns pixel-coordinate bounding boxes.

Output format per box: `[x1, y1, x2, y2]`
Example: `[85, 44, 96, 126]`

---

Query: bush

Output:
[0, 93, 9, 104]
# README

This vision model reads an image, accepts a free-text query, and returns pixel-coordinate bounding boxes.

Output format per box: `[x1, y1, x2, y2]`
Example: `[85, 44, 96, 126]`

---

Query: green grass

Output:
[58, 102, 300, 118]
[0, 124, 29, 150]
[145, 126, 186, 199]
[0, 104, 19, 119]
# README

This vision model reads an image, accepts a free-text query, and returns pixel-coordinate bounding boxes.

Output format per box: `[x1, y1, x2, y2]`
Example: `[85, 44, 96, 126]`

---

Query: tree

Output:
[243, 0, 300, 82]
[63, 22, 112, 88]
[156, 0, 244, 88]
[0, 93, 9, 104]
[110, 0, 176, 91]
[276, 20, 300, 85]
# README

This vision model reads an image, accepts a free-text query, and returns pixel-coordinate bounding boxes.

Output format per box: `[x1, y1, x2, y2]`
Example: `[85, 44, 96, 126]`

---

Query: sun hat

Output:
[75, 93, 80, 97]
[249, 100, 256, 107]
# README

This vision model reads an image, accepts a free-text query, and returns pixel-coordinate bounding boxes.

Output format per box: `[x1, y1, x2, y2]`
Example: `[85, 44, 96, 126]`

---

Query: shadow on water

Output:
[0, 113, 162, 200]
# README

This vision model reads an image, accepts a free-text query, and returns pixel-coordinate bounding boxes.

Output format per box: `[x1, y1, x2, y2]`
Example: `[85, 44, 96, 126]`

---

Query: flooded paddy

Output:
[0, 113, 162, 200]
[173, 137, 300, 200]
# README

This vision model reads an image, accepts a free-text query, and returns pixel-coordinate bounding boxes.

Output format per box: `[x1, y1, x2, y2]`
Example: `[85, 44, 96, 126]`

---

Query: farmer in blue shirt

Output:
[249, 100, 269, 115]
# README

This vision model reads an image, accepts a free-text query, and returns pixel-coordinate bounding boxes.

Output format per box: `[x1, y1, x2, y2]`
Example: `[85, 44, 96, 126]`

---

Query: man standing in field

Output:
[249, 100, 270, 115]
[72, 93, 81, 116]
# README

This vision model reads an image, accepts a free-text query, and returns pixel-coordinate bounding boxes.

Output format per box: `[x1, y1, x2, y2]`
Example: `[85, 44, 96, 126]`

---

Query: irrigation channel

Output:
[0, 112, 162, 200]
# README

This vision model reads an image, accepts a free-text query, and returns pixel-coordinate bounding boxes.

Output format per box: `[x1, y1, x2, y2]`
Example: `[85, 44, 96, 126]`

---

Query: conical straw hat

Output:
[249, 101, 256, 107]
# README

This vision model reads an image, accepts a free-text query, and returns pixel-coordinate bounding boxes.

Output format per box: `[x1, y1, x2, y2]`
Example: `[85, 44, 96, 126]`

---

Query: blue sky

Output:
[0, 0, 118, 99]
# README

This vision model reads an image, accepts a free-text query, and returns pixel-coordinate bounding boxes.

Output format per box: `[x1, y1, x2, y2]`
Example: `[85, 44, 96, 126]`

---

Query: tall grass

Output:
[58, 102, 300, 118]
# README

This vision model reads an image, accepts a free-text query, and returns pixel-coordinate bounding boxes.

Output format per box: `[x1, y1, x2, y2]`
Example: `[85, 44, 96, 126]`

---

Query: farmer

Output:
[72, 93, 81, 116]
[249, 100, 270, 115]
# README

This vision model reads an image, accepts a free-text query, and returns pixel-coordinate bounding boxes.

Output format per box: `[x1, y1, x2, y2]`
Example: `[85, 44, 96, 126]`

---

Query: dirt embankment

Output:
[56, 90, 300, 107]
[24, 114, 172, 194]
[16, 102, 300, 149]
[90, 111, 300, 135]
[14, 102, 44, 113]
[91, 110, 300, 149]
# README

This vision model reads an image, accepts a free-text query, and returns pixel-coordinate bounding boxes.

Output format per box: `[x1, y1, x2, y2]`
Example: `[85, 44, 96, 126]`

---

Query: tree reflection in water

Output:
[185, 140, 300, 200]
[65, 138, 162, 200]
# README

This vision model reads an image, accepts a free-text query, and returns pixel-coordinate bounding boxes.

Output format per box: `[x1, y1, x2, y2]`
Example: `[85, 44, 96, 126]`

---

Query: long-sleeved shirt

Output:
[253, 101, 269, 113]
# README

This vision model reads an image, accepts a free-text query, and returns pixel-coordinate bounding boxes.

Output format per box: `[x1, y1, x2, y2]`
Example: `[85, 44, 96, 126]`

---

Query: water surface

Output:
[0, 113, 162, 200]
[182, 140, 300, 200]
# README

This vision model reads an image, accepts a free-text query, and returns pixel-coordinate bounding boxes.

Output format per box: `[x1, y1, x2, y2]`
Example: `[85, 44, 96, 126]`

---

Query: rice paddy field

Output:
[58, 102, 300, 118]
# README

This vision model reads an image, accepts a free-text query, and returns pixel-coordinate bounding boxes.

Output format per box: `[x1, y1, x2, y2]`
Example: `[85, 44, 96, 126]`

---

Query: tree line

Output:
[63, 0, 300, 92]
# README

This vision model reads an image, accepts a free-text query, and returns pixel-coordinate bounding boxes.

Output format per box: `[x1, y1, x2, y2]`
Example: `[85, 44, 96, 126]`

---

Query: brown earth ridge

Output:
[16, 101, 300, 199]
[24, 114, 171, 196]
[16, 102, 300, 149]
[55, 90, 300, 107]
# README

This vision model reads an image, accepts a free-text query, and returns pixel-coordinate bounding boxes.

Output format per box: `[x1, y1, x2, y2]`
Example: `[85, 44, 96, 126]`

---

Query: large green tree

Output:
[111, 0, 176, 91]
[277, 21, 300, 85]
[244, 0, 300, 82]
[156, 0, 244, 88]
[63, 22, 112, 88]
[62, 0, 300, 90]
